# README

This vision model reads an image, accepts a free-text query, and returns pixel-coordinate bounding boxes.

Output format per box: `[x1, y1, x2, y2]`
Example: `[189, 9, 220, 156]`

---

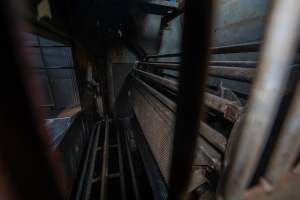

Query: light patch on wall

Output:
[37, 0, 52, 20]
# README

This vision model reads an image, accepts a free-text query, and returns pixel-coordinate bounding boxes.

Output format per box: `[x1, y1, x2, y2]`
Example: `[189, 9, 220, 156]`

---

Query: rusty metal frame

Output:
[134, 68, 178, 91]
[145, 41, 261, 60]
[265, 77, 300, 183]
[245, 165, 300, 200]
[134, 68, 242, 122]
[138, 61, 255, 82]
[218, 0, 300, 199]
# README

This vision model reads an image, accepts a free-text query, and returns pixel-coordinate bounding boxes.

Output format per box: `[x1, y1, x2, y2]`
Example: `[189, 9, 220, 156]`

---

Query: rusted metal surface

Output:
[199, 122, 226, 153]
[134, 68, 178, 91]
[134, 76, 177, 111]
[195, 136, 222, 170]
[134, 69, 242, 121]
[130, 117, 169, 200]
[205, 93, 242, 122]
[131, 76, 224, 199]
[244, 165, 300, 200]
[138, 62, 255, 82]
[134, 77, 227, 153]
[208, 66, 255, 82]
[265, 78, 300, 183]
[218, 0, 300, 199]
[58, 106, 81, 118]
[131, 82, 175, 182]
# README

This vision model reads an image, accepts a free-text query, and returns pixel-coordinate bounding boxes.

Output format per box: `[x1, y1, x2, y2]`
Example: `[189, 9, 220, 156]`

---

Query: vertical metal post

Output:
[167, 0, 214, 199]
[0, 1, 65, 199]
[219, 0, 300, 199]
[105, 50, 116, 118]
[83, 124, 101, 200]
[265, 79, 300, 183]
[100, 118, 110, 200]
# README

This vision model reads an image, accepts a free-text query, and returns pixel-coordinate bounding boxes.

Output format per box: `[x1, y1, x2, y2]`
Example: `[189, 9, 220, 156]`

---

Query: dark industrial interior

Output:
[0, 0, 300, 200]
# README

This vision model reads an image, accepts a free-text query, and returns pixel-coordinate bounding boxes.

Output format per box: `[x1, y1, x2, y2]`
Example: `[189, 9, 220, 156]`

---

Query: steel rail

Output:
[75, 123, 99, 200]
[138, 62, 255, 82]
[83, 124, 102, 200]
[100, 119, 110, 200]
[134, 68, 178, 91]
[134, 69, 242, 122]
[145, 41, 261, 59]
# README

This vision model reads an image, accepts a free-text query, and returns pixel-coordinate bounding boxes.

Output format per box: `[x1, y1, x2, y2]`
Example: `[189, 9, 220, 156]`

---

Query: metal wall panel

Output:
[25, 33, 79, 110]
[42, 47, 74, 67]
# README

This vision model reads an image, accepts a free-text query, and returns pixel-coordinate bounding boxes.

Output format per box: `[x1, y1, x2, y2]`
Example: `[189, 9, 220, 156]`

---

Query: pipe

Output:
[134, 69, 242, 121]
[266, 79, 300, 183]
[218, 0, 300, 199]
[100, 118, 110, 200]
[145, 41, 261, 59]
[138, 62, 256, 82]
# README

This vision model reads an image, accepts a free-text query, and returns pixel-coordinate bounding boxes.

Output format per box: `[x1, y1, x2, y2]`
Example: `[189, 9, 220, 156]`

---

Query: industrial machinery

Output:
[0, 0, 299, 200]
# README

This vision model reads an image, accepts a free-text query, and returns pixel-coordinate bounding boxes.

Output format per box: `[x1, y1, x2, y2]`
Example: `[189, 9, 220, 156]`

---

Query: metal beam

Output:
[145, 41, 261, 59]
[138, 62, 255, 82]
[134, 68, 178, 91]
[208, 66, 255, 82]
[167, 0, 214, 199]
[211, 41, 260, 54]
